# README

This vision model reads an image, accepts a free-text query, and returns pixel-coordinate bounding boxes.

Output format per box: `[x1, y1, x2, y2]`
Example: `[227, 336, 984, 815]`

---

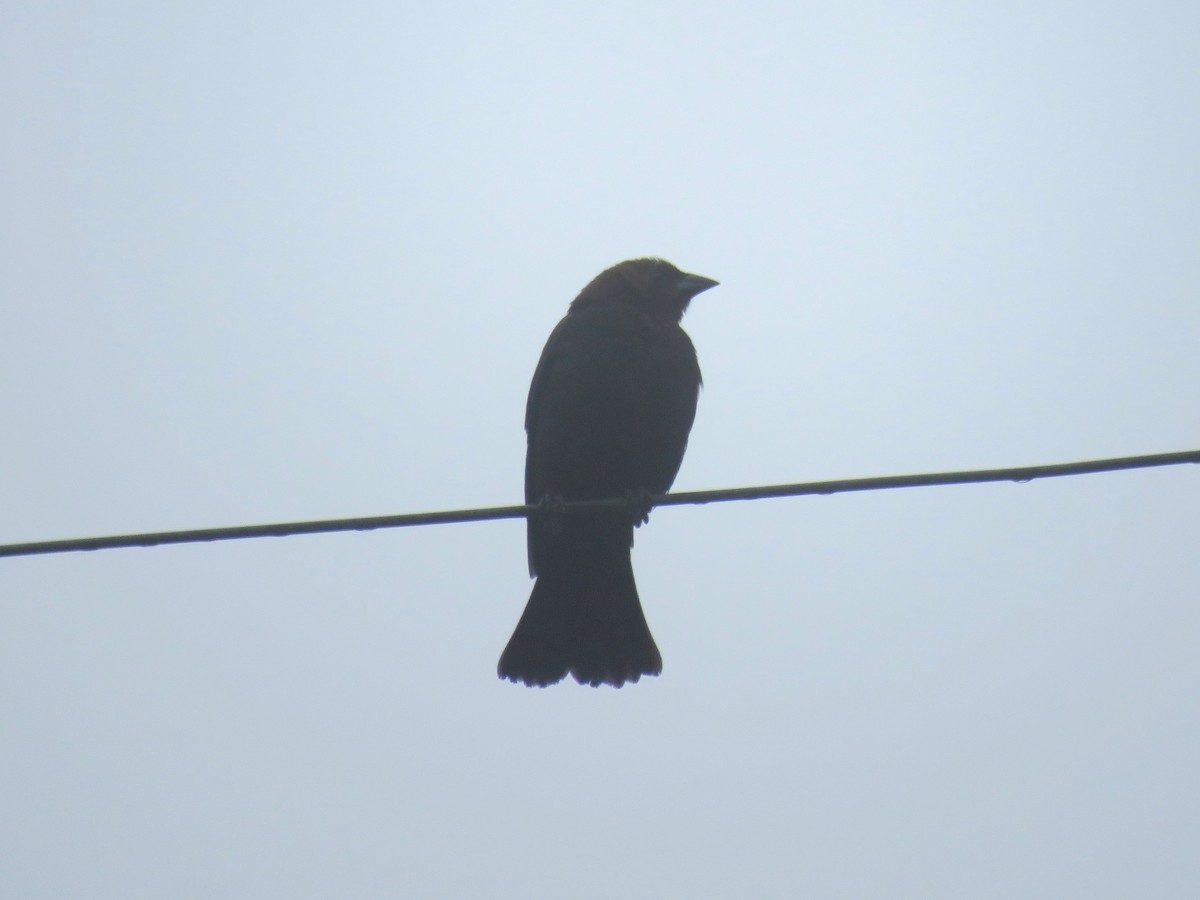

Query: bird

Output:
[498, 258, 717, 687]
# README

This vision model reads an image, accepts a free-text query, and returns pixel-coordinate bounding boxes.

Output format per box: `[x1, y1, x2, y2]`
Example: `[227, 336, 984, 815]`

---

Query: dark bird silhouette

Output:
[498, 258, 717, 687]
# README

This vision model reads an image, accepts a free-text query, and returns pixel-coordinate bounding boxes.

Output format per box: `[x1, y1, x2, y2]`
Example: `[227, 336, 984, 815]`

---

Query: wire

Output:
[1, 449, 1196, 559]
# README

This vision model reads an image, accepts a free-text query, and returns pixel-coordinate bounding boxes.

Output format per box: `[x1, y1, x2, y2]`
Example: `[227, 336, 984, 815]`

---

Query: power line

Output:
[1, 449, 1196, 560]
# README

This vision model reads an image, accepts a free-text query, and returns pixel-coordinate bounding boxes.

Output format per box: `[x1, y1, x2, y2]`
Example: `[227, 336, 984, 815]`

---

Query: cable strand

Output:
[1, 449, 1196, 559]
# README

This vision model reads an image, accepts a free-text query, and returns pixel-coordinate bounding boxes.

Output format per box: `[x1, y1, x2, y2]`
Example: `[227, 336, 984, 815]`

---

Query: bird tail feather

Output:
[498, 552, 661, 688]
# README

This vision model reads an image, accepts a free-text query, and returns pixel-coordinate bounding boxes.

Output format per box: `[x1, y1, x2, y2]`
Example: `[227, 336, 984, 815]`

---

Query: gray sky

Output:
[3, 3, 1199, 897]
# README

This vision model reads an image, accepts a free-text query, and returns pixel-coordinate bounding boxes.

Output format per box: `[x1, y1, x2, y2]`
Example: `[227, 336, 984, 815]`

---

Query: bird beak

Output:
[677, 273, 719, 299]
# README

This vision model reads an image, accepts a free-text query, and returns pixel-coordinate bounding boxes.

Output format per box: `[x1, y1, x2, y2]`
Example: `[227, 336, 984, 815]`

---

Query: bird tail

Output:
[498, 551, 662, 688]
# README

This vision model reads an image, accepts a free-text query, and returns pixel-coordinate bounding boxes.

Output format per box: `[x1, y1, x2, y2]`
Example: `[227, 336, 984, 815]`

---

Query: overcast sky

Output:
[3, 3, 1199, 898]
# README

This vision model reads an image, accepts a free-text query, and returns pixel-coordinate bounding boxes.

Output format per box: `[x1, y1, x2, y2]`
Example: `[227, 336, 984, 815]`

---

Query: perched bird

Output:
[498, 258, 717, 687]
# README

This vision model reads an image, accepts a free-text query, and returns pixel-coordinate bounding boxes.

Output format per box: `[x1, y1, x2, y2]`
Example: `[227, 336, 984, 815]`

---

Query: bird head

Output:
[571, 258, 718, 322]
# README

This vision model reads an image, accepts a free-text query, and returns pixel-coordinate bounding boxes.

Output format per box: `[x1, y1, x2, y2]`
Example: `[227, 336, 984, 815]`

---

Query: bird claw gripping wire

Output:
[535, 494, 568, 536]
[626, 488, 655, 527]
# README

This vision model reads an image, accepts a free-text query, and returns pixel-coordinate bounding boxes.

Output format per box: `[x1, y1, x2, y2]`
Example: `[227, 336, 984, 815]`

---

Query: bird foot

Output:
[625, 488, 655, 527]
[536, 494, 568, 535]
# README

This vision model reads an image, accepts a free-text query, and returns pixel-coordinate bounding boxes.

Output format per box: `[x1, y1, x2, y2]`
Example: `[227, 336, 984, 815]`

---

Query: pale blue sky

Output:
[3, 3, 1199, 897]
